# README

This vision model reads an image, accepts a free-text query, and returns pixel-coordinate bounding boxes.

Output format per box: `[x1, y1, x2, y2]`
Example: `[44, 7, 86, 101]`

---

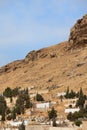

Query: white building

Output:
[36, 102, 50, 109]
[28, 86, 35, 90]
[65, 108, 80, 113]
[9, 120, 29, 127]
[30, 93, 36, 98]
[9, 121, 22, 127]
[57, 92, 66, 97]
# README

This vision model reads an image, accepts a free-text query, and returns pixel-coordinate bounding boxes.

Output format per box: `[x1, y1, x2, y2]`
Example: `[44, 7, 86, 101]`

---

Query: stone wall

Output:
[26, 125, 79, 130]
[49, 127, 78, 130]
[26, 125, 49, 130]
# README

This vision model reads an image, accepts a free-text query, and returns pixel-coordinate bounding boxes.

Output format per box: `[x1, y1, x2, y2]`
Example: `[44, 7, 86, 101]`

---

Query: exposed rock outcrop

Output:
[25, 50, 38, 63]
[68, 14, 87, 49]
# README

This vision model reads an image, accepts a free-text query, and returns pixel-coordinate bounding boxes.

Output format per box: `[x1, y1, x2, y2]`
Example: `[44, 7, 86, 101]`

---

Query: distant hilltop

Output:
[0, 15, 87, 93]
[68, 14, 87, 49]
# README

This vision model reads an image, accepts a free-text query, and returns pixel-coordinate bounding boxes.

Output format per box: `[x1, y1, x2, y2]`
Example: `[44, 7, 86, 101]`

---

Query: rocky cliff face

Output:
[68, 14, 87, 49]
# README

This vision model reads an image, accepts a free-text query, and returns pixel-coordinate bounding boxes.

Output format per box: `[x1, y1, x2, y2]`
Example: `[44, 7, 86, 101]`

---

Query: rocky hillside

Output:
[0, 15, 87, 93]
[68, 14, 87, 49]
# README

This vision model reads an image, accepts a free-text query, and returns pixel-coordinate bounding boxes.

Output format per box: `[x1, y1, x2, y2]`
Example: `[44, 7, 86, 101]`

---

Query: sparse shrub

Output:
[67, 112, 73, 121]
[36, 93, 44, 101]
[74, 120, 82, 127]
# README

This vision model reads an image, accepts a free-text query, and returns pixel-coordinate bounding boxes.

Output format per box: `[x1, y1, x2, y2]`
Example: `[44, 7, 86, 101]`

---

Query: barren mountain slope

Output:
[0, 15, 87, 93]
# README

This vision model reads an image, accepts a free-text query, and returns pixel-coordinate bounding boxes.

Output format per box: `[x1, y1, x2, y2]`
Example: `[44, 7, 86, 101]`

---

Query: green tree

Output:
[67, 110, 84, 122]
[69, 90, 76, 99]
[15, 105, 22, 115]
[15, 88, 32, 114]
[12, 87, 19, 97]
[6, 107, 11, 115]
[0, 96, 7, 114]
[67, 112, 73, 121]
[0, 96, 7, 121]
[21, 88, 32, 108]
[23, 91, 31, 108]
[65, 88, 76, 99]
[53, 118, 57, 127]
[36, 93, 44, 101]
[11, 107, 16, 120]
[73, 112, 80, 120]
[48, 107, 57, 120]
[25, 99, 32, 108]
[1, 112, 5, 121]
[16, 95, 25, 114]
[76, 88, 85, 108]
[25, 88, 28, 95]
[79, 88, 83, 97]
[3, 87, 12, 98]
[65, 87, 69, 98]
[74, 120, 82, 127]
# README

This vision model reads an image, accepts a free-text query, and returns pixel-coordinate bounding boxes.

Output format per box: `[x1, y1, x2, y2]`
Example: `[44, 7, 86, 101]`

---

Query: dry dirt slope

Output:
[0, 15, 87, 93]
[0, 41, 87, 93]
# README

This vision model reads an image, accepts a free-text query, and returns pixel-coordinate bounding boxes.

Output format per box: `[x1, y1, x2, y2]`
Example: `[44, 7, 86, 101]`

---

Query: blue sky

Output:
[0, 0, 87, 66]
